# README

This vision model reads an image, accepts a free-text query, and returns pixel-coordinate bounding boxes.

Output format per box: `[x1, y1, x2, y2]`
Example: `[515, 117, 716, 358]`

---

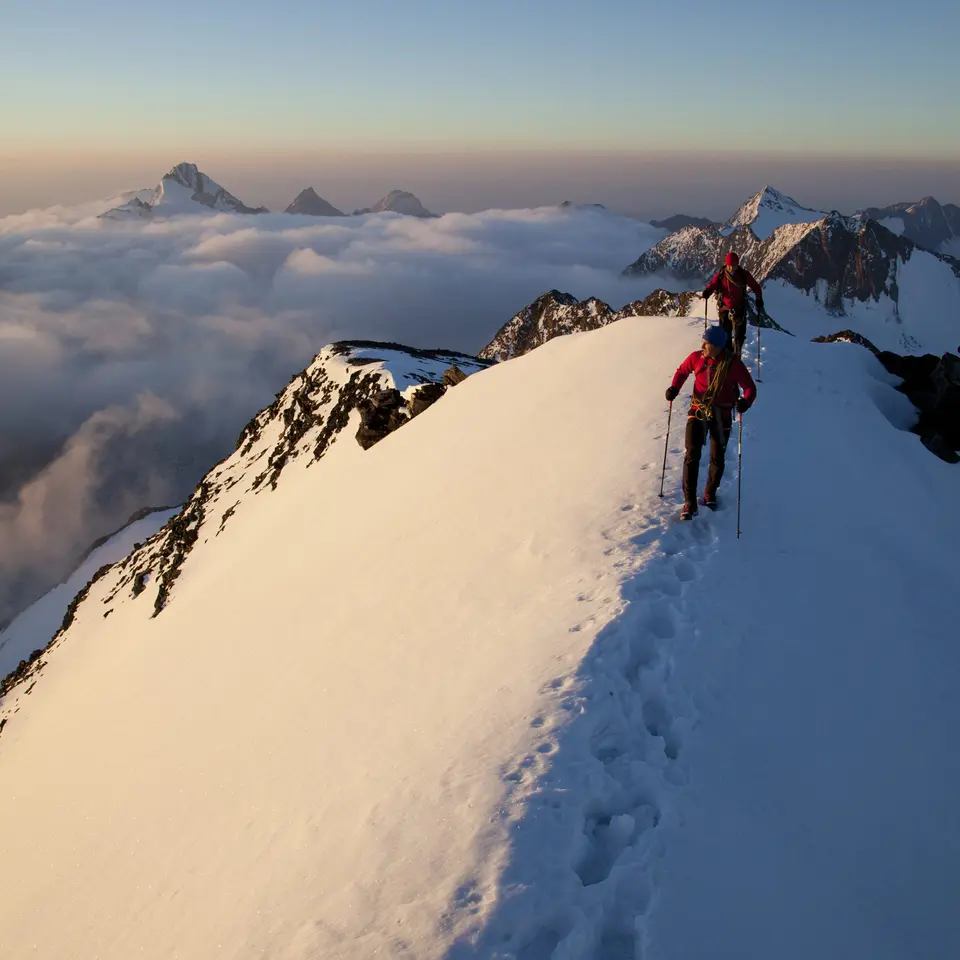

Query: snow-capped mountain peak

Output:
[723, 185, 824, 240]
[355, 190, 437, 218]
[101, 162, 268, 219]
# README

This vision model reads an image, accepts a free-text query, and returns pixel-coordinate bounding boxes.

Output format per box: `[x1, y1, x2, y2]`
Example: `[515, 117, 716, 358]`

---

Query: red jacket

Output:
[671, 351, 757, 411]
[705, 265, 763, 311]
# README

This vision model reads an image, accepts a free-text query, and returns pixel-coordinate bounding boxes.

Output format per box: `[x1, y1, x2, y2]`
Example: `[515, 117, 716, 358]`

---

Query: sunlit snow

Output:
[1, 314, 957, 960]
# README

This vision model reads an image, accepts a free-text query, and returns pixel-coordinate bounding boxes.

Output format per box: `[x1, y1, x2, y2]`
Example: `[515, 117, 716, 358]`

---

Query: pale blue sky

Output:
[3, 0, 957, 154]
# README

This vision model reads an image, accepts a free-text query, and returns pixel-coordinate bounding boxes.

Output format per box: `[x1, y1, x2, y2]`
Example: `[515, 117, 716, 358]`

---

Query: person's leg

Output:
[733, 309, 747, 357]
[683, 417, 707, 506]
[718, 308, 733, 340]
[704, 410, 732, 496]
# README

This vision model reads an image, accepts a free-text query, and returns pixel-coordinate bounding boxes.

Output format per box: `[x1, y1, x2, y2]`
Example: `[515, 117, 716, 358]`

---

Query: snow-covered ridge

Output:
[101, 162, 268, 219]
[2, 316, 958, 959]
[0, 341, 488, 706]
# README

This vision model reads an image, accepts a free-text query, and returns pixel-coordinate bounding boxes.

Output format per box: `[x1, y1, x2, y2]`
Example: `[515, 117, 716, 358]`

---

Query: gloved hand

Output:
[702, 289, 710, 299]
[665, 386, 679, 402]
[736, 397, 750, 414]
[756, 299, 765, 313]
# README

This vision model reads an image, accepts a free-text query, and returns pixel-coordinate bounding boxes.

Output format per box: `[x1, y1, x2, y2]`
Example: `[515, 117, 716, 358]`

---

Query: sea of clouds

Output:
[0, 198, 670, 625]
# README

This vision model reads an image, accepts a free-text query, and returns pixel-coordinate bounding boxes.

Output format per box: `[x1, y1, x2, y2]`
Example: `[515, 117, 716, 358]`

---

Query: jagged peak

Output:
[723, 185, 823, 240]
[100, 162, 267, 218]
[285, 187, 345, 216]
[163, 161, 203, 186]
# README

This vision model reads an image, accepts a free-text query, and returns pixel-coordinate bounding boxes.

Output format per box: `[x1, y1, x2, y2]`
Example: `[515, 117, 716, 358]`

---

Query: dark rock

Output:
[356, 389, 407, 449]
[812, 330, 881, 354]
[442, 364, 468, 387]
[480, 290, 618, 361]
[409, 382, 446, 417]
[623, 289, 702, 318]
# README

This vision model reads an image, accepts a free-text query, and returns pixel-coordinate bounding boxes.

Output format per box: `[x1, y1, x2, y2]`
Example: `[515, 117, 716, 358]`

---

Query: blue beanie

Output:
[703, 325, 728, 348]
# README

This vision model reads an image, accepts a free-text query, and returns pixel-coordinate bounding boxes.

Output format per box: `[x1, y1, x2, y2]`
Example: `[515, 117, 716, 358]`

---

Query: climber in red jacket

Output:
[665, 325, 757, 519]
[703, 251, 764, 358]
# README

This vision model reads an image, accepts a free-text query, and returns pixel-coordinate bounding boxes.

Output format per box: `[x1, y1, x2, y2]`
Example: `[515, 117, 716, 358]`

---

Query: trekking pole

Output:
[736, 412, 743, 539]
[658, 402, 673, 498]
[703, 295, 708, 333]
[756, 316, 762, 382]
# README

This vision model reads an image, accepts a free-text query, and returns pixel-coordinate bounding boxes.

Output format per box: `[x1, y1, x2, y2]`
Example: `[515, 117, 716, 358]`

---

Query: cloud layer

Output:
[0, 201, 665, 625]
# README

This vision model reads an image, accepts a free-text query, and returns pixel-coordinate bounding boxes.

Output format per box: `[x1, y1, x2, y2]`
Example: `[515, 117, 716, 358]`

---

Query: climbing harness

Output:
[689, 354, 731, 422]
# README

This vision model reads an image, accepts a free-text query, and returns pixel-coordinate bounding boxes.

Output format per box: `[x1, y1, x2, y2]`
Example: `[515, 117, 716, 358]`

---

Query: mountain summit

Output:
[284, 187, 345, 217]
[101, 163, 268, 219]
[722, 185, 824, 240]
[355, 190, 436, 217]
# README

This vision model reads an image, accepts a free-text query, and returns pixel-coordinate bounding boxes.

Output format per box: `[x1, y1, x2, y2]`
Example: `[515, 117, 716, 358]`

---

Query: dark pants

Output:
[719, 308, 746, 357]
[683, 409, 732, 505]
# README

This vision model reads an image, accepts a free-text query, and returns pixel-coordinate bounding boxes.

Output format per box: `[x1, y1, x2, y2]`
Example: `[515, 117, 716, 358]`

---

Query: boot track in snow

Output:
[450, 499, 726, 959]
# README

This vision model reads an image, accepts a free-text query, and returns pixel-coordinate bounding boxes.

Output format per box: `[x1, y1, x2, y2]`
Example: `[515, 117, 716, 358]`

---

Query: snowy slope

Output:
[1, 318, 958, 959]
[0, 509, 177, 680]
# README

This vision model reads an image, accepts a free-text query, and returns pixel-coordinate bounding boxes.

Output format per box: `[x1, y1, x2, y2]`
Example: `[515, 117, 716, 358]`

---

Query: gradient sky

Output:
[2, 0, 957, 214]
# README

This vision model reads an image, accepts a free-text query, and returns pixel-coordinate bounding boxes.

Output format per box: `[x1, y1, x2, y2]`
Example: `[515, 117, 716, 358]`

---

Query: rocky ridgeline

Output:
[104, 341, 487, 620]
[0, 341, 489, 703]
[624, 209, 960, 318]
[857, 197, 960, 252]
[479, 289, 702, 362]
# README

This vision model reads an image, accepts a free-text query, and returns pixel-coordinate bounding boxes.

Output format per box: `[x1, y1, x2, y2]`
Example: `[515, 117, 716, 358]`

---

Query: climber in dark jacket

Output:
[703, 251, 764, 358]
[665, 325, 756, 519]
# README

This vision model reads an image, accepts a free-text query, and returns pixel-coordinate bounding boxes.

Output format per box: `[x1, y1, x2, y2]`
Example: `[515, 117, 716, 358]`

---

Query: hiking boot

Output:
[702, 491, 717, 510]
[680, 503, 698, 521]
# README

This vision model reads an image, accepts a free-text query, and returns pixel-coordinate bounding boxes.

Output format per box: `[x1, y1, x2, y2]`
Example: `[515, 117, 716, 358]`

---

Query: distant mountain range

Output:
[101, 163, 437, 220]
[97, 165, 957, 247]
[856, 197, 960, 253]
[477, 185, 960, 360]
[621, 185, 960, 348]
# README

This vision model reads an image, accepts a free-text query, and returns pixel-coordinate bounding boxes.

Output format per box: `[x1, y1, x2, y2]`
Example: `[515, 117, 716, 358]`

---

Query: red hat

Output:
[725, 251, 740, 266]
